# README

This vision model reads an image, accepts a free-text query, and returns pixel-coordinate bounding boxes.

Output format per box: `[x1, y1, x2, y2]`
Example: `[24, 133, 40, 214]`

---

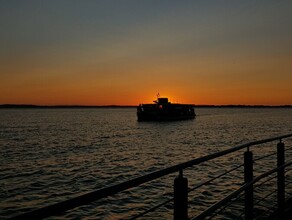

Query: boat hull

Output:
[137, 114, 195, 121]
[137, 103, 195, 121]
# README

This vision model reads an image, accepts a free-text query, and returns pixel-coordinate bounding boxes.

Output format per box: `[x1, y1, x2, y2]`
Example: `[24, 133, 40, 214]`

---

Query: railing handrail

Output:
[10, 133, 292, 219]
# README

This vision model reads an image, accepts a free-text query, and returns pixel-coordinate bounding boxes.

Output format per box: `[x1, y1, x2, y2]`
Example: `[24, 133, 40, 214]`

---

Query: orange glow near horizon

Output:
[1, 84, 291, 106]
[1, 51, 291, 106]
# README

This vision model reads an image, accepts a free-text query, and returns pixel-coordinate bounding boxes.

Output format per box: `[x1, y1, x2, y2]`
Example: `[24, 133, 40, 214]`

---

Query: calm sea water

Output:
[1, 107, 292, 219]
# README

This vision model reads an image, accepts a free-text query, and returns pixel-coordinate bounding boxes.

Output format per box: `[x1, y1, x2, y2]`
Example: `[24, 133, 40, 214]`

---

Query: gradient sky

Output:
[1, 0, 291, 105]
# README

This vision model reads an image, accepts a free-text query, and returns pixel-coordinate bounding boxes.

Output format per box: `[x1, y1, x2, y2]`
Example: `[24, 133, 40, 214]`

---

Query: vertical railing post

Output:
[277, 141, 285, 219]
[244, 149, 253, 220]
[174, 170, 188, 220]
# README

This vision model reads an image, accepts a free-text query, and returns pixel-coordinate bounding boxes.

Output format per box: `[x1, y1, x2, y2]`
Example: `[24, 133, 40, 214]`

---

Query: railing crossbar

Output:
[205, 195, 240, 220]
[191, 162, 292, 220]
[129, 197, 173, 220]
[189, 163, 243, 193]
[254, 187, 278, 208]
[254, 151, 277, 162]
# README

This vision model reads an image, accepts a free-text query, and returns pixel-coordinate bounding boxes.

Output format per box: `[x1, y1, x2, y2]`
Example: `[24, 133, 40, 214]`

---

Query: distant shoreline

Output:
[0, 104, 291, 109]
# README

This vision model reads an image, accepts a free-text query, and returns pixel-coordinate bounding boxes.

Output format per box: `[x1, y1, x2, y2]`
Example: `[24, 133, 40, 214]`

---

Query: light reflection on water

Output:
[0, 107, 292, 219]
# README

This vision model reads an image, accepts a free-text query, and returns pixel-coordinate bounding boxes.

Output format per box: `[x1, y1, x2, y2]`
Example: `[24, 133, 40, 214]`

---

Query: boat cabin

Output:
[155, 98, 169, 104]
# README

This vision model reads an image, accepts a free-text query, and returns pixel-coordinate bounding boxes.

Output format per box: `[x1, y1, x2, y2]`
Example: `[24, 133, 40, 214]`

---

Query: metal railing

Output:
[10, 133, 292, 219]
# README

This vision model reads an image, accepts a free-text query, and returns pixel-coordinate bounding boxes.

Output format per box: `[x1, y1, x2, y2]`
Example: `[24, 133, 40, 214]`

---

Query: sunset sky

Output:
[1, 0, 291, 105]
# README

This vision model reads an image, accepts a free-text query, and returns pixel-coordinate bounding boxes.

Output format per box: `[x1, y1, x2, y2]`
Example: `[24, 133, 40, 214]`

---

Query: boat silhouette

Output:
[137, 97, 195, 121]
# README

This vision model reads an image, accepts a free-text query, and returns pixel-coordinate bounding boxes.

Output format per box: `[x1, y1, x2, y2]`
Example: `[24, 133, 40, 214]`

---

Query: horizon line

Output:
[1, 104, 292, 108]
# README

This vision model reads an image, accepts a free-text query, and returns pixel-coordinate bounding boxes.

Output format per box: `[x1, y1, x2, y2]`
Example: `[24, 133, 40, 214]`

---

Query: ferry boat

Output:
[137, 97, 195, 121]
